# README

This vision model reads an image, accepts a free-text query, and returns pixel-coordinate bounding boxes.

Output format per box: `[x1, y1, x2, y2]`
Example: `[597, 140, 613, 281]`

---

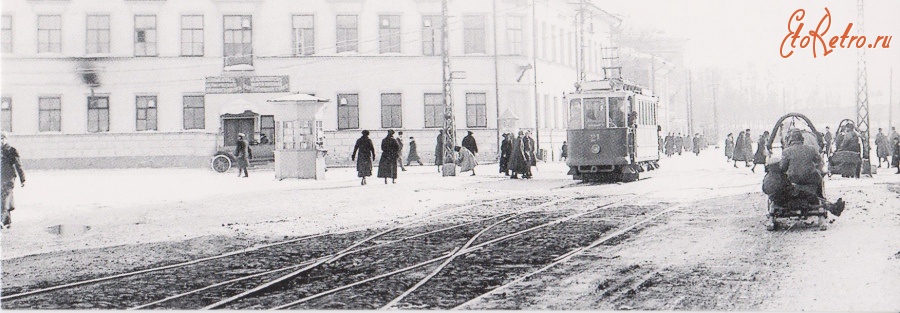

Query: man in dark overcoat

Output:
[462, 131, 478, 155]
[508, 131, 528, 179]
[2, 132, 26, 229]
[499, 133, 512, 175]
[235, 133, 250, 177]
[434, 130, 445, 173]
[378, 130, 401, 184]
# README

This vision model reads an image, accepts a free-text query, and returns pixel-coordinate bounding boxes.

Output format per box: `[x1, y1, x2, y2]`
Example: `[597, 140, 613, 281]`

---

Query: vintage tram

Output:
[565, 79, 660, 182]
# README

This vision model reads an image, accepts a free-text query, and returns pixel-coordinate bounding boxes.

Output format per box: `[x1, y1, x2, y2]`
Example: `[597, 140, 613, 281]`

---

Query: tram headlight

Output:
[590, 144, 601, 154]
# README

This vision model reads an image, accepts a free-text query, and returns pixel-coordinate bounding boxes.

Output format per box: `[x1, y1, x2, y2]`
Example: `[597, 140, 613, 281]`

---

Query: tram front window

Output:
[568, 98, 584, 129]
[608, 97, 627, 128]
[584, 98, 607, 128]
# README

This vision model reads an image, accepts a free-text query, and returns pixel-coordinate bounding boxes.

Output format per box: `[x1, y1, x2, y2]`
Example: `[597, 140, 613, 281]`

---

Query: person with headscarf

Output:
[405, 136, 423, 166]
[1, 132, 25, 229]
[499, 133, 512, 176]
[724, 133, 735, 161]
[455, 146, 478, 176]
[351, 130, 376, 185]
[508, 131, 529, 179]
[752, 131, 770, 173]
[461, 131, 478, 155]
[378, 130, 400, 184]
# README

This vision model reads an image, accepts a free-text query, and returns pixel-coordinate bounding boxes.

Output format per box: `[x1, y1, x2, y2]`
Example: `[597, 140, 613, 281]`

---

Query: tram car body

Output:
[565, 79, 660, 182]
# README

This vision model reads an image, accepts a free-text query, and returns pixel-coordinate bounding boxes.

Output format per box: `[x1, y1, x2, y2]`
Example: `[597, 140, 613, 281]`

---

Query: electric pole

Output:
[711, 83, 719, 141]
[855, 0, 872, 175]
[493, 0, 501, 156]
[686, 70, 693, 135]
[441, 0, 457, 170]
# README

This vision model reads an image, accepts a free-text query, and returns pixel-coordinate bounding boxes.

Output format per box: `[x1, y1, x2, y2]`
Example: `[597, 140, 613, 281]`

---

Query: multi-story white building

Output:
[1, 0, 616, 169]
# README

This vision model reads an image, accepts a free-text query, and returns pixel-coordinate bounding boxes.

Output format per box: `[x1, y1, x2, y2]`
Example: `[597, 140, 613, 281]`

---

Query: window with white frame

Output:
[39, 97, 61, 132]
[463, 15, 485, 54]
[86, 15, 110, 54]
[136, 96, 157, 131]
[336, 15, 358, 53]
[424, 93, 444, 128]
[1, 97, 11, 132]
[381, 93, 402, 128]
[506, 16, 523, 55]
[1, 15, 11, 53]
[466, 93, 487, 128]
[224, 15, 252, 64]
[134, 15, 157, 56]
[181, 15, 203, 56]
[37, 15, 61, 53]
[550, 25, 557, 62]
[379, 15, 401, 53]
[421, 15, 442, 56]
[183, 95, 205, 130]
[87, 96, 109, 133]
[337, 93, 359, 130]
[260, 115, 275, 143]
[292, 15, 314, 55]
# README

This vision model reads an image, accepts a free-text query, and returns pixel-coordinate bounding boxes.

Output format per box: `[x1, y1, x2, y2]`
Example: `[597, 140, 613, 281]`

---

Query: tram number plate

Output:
[589, 133, 601, 142]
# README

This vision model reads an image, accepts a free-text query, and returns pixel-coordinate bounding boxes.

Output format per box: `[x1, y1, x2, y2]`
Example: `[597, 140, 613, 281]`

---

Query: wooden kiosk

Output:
[266, 94, 330, 180]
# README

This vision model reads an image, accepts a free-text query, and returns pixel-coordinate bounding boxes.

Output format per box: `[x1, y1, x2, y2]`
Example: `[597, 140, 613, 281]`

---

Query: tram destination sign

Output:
[205, 76, 290, 94]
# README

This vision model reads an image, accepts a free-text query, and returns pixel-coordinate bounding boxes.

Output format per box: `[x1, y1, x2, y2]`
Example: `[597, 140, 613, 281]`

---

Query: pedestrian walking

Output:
[378, 130, 401, 184]
[1, 132, 26, 229]
[234, 133, 250, 177]
[742, 129, 754, 167]
[724, 133, 734, 161]
[396, 131, 407, 172]
[733, 131, 747, 168]
[455, 146, 478, 176]
[560, 141, 568, 161]
[674, 133, 684, 155]
[499, 133, 512, 176]
[875, 128, 889, 167]
[692, 134, 701, 156]
[665, 133, 675, 157]
[891, 137, 900, 174]
[508, 131, 529, 179]
[351, 130, 376, 185]
[405, 136, 423, 166]
[434, 130, 445, 173]
[523, 131, 536, 178]
[823, 126, 833, 156]
[752, 131, 770, 173]
[462, 131, 478, 155]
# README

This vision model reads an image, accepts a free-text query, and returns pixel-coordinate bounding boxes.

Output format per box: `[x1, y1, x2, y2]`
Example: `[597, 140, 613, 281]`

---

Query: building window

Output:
[422, 15, 442, 56]
[559, 28, 565, 64]
[506, 16, 523, 55]
[1, 15, 11, 53]
[540, 22, 546, 60]
[134, 15, 157, 56]
[1, 97, 11, 132]
[260, 115, 275, 143]
[224, 15, 252, 65]
[336, 15, 358, 53]
[136, 96, 157, 131]
[181, 15, 203, 56]
[381, 93, 402, 128]
[183, 95, 205, 130]
[292, 15, 314, 55]
[86, 15, 110, 54]
[379, 15, 401, 54]
[39, 97, 61, 132]
[87, 96, 109, 133]
[423, 93, 444, 128]
[37, 15, 61, 53]
[550, 25, 557, 62]
[337, 93, 359, 130]
[465, 93, 487, 128]
[463, 15, 485, 54]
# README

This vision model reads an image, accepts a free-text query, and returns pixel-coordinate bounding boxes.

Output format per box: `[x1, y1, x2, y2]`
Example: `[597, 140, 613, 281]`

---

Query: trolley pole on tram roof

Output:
[441, 0, 457, 169]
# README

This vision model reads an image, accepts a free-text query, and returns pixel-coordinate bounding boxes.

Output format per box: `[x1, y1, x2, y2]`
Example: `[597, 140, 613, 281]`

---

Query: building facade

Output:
[1, 0, 615, 169]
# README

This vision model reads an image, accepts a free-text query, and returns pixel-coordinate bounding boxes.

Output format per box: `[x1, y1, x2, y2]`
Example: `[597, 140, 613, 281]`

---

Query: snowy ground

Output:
[2, 149, 898, 310]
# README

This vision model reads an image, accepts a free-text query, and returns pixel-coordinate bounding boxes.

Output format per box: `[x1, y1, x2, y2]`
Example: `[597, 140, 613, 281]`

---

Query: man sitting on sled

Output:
[763, 131, 845, 216]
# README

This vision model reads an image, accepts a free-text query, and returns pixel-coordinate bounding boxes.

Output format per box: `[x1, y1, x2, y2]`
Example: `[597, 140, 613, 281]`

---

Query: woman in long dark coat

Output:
[724, 133, 734, 161]
[434, 130, 445, 173]
[351, 130, 376, 185]
[751, 131, 770, 173]
[378, 130, 401, 184]
[733, 131, 746, 168]
[499, 133, 512, 175]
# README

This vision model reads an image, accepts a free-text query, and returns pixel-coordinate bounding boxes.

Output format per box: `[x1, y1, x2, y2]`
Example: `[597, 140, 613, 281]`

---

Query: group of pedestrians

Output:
[874, 127, 900, 173]
[724, 129, 769, 172]
[662, 133, 710, 157]
[498, 130, 537, 179]
[352, 130, 482, 185]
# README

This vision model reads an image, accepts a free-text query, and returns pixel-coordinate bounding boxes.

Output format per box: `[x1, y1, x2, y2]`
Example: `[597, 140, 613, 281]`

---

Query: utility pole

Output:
[855, 0, 872, 175]
[532, 0, 540, 155]
[711, 83, 719, 141]
[686, 70, 693, 135]
[441, 0, 457, 170]
[890, 68, 893, 128]
[493, 0, 501, 156]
